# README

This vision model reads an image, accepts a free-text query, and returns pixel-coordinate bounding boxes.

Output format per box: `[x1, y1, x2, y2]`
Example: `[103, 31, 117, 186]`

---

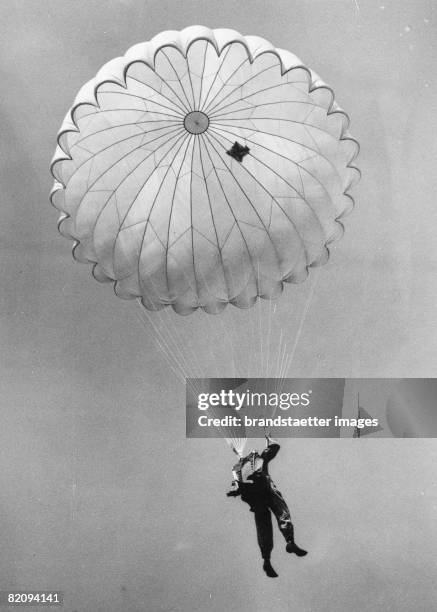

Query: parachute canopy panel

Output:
[51, 25, 359, 315]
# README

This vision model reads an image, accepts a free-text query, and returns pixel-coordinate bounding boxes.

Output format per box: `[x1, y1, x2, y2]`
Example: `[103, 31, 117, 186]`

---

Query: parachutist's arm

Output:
[226, 481, 241, 497]
[226, 469, 241, 497]
[261, 437, 280, 462]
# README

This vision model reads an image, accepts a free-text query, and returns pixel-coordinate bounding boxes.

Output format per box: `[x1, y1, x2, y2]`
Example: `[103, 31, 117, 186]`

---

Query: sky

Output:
[0, 1, 436, 611]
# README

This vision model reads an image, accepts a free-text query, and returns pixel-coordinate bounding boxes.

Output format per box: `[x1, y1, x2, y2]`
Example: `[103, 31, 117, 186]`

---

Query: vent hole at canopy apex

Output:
[184, 110, 210, 134]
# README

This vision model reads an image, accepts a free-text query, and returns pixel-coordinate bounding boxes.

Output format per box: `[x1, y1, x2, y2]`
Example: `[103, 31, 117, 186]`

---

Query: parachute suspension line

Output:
[263, 299, 269, 378]
[133, 307, 200, 398]
[134, 305, 190, 384]
[225, 437, 244, 456]
[209, 304, 237, 377]
[266, 299, 272, 378]
[135, 301, 202, 397]
[155, 339, 186, 385]
[207, 396, 246, 455]
[274, 329, 284, 380]
[279, 339, 288, 380]
[257, 264, 264, 376]
[249, 301, 258, 377]
[197, 276, 237, 378]
[271, 302, 286, 392]
[263, 424, 272, 439]
[204, 311, 221, 378]
[279, 352, 292, 397]
[161, 307, 204, 380]
[164, 309, 211, 393]
[266, 327, 287, 437]
[133, 306, 186, 381]
[286, 270, 320, 376]
[246, 299, 252, 377]
[279, 341, 289, 381]
[153, 308, 200, 381]
[268, 338, 288, 420]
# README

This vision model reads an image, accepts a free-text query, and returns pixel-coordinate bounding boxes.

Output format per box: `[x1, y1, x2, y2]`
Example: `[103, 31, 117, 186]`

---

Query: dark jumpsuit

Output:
[228, 440, 295, 560]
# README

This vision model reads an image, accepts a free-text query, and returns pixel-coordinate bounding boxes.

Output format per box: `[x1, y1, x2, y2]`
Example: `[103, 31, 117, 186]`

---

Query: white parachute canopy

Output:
[50, 25, 359, 316]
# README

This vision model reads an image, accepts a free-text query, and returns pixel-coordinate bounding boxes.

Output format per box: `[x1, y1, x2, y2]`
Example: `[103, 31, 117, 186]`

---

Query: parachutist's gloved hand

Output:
[262, 559, 278, 578]
[226, 482, 240, 497]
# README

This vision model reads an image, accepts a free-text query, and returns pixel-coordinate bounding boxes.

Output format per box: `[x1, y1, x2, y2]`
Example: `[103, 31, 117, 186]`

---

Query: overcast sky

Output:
[1, 1, 436, 611]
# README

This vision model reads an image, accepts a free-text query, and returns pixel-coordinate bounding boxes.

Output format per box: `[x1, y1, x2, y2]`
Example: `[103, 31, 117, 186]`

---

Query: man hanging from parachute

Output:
[227, 435, 307, 578]
[50, 24, 358, 579]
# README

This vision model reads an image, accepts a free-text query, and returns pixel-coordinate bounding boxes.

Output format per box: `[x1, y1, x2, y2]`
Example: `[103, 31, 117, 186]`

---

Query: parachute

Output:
[50, 26, 360, 453]
[50, 25, 359, 315]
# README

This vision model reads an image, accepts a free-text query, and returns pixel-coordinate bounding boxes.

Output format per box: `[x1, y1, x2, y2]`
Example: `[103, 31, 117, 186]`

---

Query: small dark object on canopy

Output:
[226, 141, 250, 162]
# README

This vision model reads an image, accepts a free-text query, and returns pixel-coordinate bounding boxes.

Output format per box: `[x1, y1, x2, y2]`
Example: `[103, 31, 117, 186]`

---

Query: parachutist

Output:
[226, 436, 307, 576]
[226, 141, 250, 162]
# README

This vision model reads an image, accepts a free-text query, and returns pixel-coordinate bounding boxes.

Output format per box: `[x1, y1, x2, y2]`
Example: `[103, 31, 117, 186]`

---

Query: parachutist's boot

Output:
[286, 541, 308, 557]
[262, 559, 278, 578]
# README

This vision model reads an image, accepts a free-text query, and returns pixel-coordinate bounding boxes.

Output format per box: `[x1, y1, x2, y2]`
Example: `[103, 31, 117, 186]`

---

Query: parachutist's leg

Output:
[253, 506, 273, 561]
[268, 487, 294, 542]
[253, 508, 278, 577]
[268, 487, 308, 557]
